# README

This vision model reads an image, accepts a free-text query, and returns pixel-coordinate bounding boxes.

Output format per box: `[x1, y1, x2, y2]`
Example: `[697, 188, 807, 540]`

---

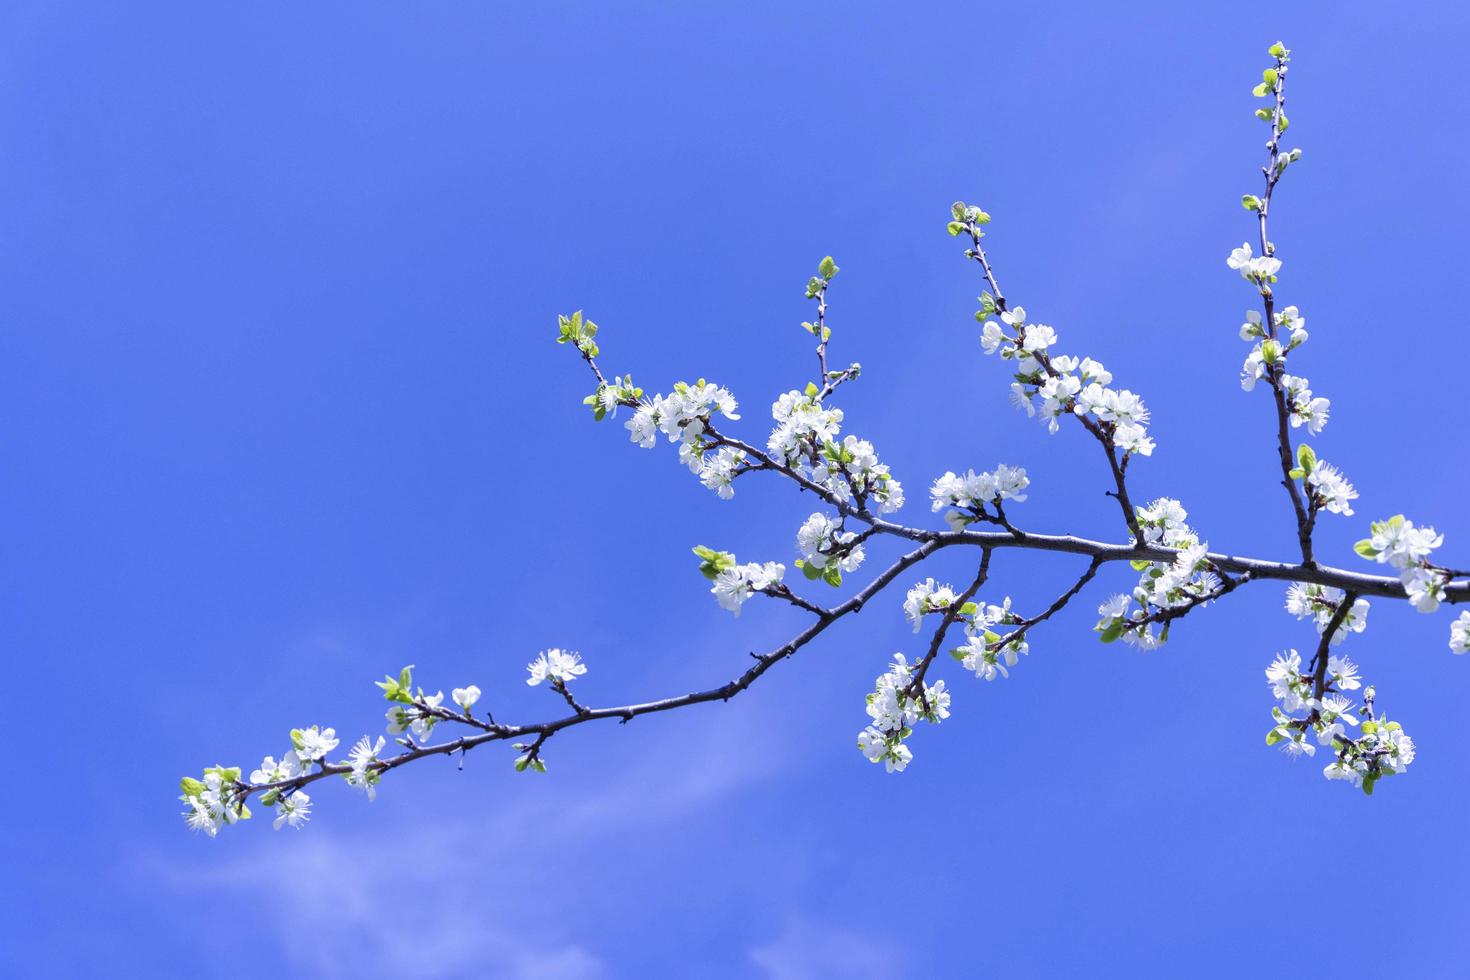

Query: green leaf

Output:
[950, 201, 966, 221]
[1362, 775, 1376, 796]
[1354, 539, 1378, 559]
[804, 381, 819, 398]
[1262, 68, 1279, 87]
[1268, 41, 1287, 59]
[259, 789, 279, 807]
[818, 255, 838, 280]
[180, 777, 206, 797]
[798, 559, 823, 581]
[1278, 113, 1289, 132]
[1241, 194, 1262, 211]
[1252, 82, 1270, 98]
[1129, 559, 1151, 572]
[1265, 728, 1285, 746]
[693, 545, 736, 581]
[531, 758, 548, 773]
[514, 756, 529, 772]
[959, 602, 979, 616]
[1099, 620, 1124, 644]
[1296, 443, 1316, 475]
[946, 221, 964, 236]
[1255, 108, 1272, 121]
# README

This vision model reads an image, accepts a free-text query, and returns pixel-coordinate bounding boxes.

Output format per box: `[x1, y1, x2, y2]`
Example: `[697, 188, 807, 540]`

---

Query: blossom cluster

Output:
[1226, 242, 1281, 290]
[768, 391, 904, 515]
[622, 379, 747, 498]
[1284, 582, 1369, 645]
[929, 464, 1029, 531]
[713, 561, 786, 616]
[950, 596, 1029, 682]
[179, 723, 342, 837]
[857, 654, 950, 772]
[1265, 651, 1413, 793]
[1355, 515, 1452, 613]
[1290, 445, 1357, 517]
[903, 578, 959, 633]
[795, 511, 865, 586]
[1094, 499, 1223, 649]
[975, 300, 1154, 457]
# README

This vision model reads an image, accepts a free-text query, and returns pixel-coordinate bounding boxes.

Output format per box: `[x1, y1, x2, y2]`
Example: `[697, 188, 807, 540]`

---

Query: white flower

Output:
[625, 404, 658, 448]
[346, 736, 385, 801]
[293, 725, 339, 762]
[1451, 611, 1470, 655]
[1021, 324, 1057, 351]
[795, 511, 863, 573]
[1240, 347, 1267, 391]
[1383, 726, 1416, 773]
[1079, 358, 1112, 385]
[923, 680, 952, 721]
[1362, 515, 1444, 570]
[452, 685, 481, 710]
[858, 726, 890, 764]
[1284, 583, 1369, 644]
[1265, 649, 1307, 709]
[903, 579, 956, 632]
[1135, 497, 1193, 547]
[883, 741, 912, 773]
[698, 446, 746, 499]
[249, 754, 300, 786]
[1240, 309, 1264, 340]
[1402, 567, 1446, 614]
[1226, 242, 1281, 281]
[1097, 593, 1130, 625]
[183, 795, 224, 837]
[526, 649, 587, 686]
[272, 790, 312, 830]
[1326, 655, 1361, 691]
[1307, 463, 1357, 516]
[711, 561, 786, 615]
[1113, 421, 1155, 457]
[980, 320, 1007, 354]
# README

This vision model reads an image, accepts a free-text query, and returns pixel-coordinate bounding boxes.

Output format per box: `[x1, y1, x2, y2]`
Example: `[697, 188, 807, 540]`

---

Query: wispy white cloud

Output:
[749, 913, 902, 980]
[145, 707, 782, 978]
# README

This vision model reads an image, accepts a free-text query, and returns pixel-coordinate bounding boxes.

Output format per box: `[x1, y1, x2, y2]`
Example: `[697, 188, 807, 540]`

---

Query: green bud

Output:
[1241, 194, 1262, 211]
[818, 255, 838, 280]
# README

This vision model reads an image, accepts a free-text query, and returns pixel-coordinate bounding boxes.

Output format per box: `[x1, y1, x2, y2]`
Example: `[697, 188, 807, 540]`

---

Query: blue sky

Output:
[5, 3, 1470, 976]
